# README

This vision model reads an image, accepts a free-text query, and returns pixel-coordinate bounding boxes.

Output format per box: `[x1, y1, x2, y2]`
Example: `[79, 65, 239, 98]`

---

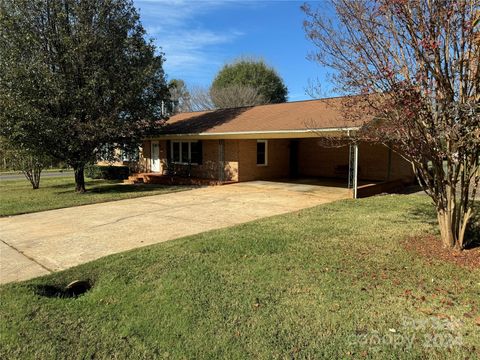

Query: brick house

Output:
[138, 98, 415, 197]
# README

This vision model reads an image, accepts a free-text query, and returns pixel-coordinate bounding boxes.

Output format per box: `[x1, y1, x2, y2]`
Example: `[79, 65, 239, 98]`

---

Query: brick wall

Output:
[149, 139, 239, 181]
[298, 139, 350, 179]
[139, 140, 151, 172]
[141, 138, 290, 182]
[358, 143, 414, 181]
[297, 139, 414, 182]
[237, 139, 290, 181]
[357, 142, 390, 181]
[388, 147, 415, 181]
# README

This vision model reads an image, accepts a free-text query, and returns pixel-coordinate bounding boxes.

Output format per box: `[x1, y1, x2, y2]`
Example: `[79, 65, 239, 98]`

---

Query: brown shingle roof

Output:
[160, 97, 368, 135]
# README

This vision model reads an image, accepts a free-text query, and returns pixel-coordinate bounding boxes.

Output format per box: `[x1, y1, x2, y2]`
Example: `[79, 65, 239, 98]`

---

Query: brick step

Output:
[123, 173, 235, 186]
[123, 174, 145, 185]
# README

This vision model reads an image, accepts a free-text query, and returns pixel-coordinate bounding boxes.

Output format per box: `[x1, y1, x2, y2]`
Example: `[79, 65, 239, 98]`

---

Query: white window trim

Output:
[171, 140, 199, 165]
[256, 140, 268, 166]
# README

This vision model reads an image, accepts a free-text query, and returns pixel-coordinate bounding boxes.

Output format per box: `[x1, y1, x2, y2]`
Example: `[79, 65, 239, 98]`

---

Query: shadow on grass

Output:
[408, 201, 437, 223]
[53, 182, 187, 195]
[33, 280, 93, 299]
[48, 179, 119, 191]
[87, 184, 175, 194]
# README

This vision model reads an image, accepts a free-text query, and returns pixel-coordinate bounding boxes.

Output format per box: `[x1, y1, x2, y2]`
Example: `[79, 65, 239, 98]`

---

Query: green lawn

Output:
[0, 194, 478, 359]
[0, 176, 192, 216]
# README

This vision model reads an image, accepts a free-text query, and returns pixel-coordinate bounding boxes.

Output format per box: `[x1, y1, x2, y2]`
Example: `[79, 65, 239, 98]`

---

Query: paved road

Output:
[0, 171, 73, 181]
[0, 181, 350, 284]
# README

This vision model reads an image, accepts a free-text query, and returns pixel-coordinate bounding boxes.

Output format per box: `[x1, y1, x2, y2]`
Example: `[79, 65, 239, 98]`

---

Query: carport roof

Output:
[153, 97, 370, 139]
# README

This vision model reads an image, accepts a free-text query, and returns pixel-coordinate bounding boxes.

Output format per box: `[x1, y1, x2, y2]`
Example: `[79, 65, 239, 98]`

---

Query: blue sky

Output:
[133, 0, 333, 101]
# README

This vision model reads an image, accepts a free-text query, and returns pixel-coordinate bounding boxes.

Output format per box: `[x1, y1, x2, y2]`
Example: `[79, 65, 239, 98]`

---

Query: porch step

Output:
[124, 173, 235, 186]
[124, 174, 145, 185]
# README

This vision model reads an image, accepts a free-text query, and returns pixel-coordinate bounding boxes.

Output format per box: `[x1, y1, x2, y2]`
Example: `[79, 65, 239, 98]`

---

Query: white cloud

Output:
[161, 29, 243, 70]
[134, 0, 248, 83]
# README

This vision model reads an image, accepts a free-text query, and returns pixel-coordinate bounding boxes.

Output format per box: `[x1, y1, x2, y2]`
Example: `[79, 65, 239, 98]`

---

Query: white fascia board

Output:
[146, 127, 360, 140]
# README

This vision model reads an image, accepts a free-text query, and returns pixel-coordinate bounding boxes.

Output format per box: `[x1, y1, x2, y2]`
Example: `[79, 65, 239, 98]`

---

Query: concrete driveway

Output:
[0, 181, 350, 284]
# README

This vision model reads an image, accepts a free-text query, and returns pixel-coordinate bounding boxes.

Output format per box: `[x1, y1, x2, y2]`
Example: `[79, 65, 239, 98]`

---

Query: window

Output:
[171, 141, 202, 164]
[181, 142, 189, 163]
[256, 140, 268, 166]
[190, 141, 202, 164]
[172, 142, 181, 163]
[121, 148, 139, 162]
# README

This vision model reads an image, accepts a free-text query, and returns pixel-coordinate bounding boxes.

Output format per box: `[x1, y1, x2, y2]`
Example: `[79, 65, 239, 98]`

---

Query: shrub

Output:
[85, 165, 129, 180]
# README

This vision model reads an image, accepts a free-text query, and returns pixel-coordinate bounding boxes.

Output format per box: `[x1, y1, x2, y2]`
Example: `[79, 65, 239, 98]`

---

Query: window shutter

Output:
[197, 141, 203, 165]
[166, 140, 171, 162]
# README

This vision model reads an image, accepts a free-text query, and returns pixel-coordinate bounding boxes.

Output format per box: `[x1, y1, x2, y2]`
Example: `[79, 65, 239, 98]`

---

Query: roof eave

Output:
[145, 127, 360, 141]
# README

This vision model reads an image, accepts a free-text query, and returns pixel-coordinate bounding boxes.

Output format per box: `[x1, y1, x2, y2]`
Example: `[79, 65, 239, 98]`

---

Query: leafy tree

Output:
[0, 0, 168, 192]
[168, 79, 191, 114]
[303, 0, 479, 249]
[211, 59, 288, 108]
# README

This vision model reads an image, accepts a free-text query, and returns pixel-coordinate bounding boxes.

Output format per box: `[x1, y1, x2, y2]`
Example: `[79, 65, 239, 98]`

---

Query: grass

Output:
[0, 194, 478, 359]
[0, 176, 192, 216]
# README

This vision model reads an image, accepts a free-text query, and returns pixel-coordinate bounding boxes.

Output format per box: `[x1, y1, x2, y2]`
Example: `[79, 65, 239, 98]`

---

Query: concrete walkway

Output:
[0, 181, 350, 284]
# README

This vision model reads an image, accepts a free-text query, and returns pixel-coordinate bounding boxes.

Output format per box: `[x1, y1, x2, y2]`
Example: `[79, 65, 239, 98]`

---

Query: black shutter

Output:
[166, 140, 171, 162]
[197, 141, 203, 165]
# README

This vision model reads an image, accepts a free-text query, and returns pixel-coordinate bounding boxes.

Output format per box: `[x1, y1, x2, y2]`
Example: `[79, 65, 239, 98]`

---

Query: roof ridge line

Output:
[169, 94, 360, 117]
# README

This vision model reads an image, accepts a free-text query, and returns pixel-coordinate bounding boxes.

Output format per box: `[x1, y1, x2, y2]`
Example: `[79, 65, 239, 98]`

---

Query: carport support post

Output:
[352, 143, 359, 199]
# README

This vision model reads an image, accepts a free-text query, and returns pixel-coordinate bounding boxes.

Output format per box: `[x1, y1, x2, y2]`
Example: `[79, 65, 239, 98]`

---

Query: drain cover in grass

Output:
[65, 280, 91, 296]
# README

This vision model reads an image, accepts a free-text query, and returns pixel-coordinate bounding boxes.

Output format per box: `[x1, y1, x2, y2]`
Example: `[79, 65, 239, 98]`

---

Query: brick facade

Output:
[297, 139, 413, 182]
[237, 139, 290, 181]
[141, 138, 414, 183]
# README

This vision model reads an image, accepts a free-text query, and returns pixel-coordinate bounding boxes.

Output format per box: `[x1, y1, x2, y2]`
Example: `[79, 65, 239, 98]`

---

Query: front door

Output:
[289, 140, 299, 178]
[151, 141, 160, 172]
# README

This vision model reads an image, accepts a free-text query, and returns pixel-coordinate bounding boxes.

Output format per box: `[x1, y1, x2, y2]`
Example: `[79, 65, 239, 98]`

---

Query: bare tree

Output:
[188, 85, 215, 111]
[210, 84, 265, 109]
[303, 0, 479, 250]
[187, 84, 265, 111]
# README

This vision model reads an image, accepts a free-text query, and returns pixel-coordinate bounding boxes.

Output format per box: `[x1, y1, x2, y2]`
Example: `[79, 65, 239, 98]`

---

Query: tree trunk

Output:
[22, 168, 41, 189]
[74, 164, 86, 193]
[32, 166, 41, 189]
[437, 209, 456, 248]
[437, 194, 473, 251]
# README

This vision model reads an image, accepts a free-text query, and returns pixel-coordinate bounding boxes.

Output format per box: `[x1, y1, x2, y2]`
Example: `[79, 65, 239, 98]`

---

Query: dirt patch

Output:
[404, 235, 480, 269]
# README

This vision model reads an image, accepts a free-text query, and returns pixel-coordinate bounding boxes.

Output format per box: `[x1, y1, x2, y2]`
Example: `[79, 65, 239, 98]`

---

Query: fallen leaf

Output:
[419, 308, 434, 315]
